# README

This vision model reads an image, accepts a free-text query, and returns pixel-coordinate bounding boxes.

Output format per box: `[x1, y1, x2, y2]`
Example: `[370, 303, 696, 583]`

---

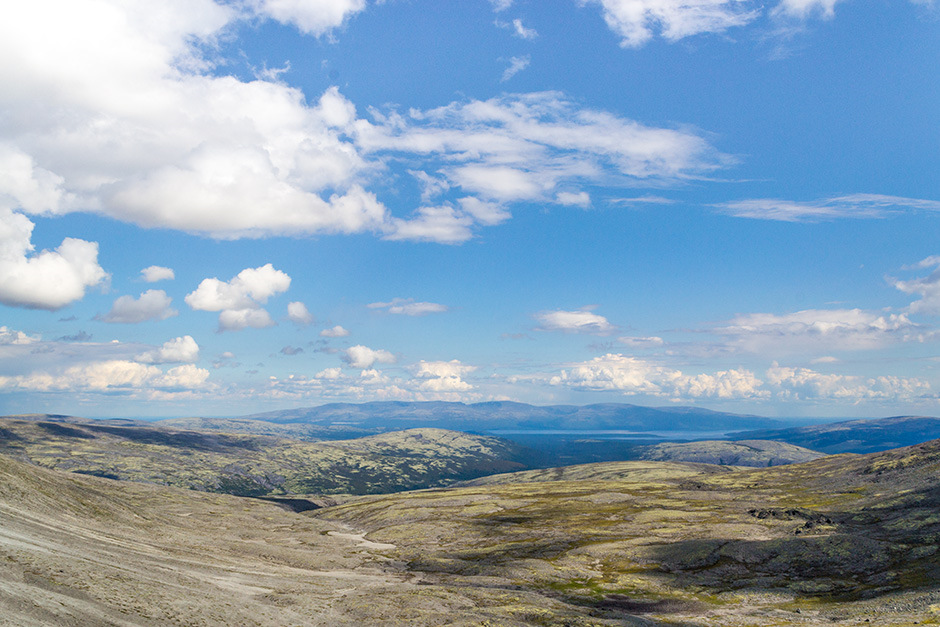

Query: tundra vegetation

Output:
[3, 412, 940, 624]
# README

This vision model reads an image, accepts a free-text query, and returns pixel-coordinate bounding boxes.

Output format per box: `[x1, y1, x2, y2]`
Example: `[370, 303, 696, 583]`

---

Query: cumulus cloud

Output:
[0, 326, 37, 345]
[287, 301, 314, 325]
[186, 264, 290, 331]
[555, 191, 591, 207]
[248, 0, 367, 35]
[502, 56, 531, 82]
[0, 209, 108, 310]
[217, 308, 276, 331]
[766, 363, 930, 402]
[714, 194, 940, 222]
[0, 1, 738, 246]
[140, 265, 174, 282]
[535, 308, 617, 335]
[135, 335, 199, 364]
[714, 308, 923, 353]
[385, 205, 476, 243]
[0, 360, 209, 392]
[580, 0, 759, 48]
[342, 344, 396, 368]
[412, 359, 476, 392]
[320, 325, 350, 337]
[551, 353, 766, 399]
[97, 289, 177, 323]
[368, 298, 449, 316]
[0, 2, 388, 239]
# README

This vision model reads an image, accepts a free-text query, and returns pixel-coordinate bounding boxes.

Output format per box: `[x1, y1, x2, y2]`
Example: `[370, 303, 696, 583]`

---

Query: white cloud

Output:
[320, 325, 350, 337]
[579, 0, 759, 48]
[0, 1, 733, 245]
[714, 308, 923, 353]
[457, 197, 511, 226]
[0, 359, 209, 392]
[502, 56, 531, 82]
[412, 359, 476, 392]
[714, 194, 940, 222]
[0, 209, 108, 310]
[535, 308, 616, 335]
[555, 190, 591, 207]
[98, 289, 177, 323]
[287, 301, 314, 325]
[386, 205, 476, 244]
[551, 353, 766, 399]
[773, 0, 842, 19]
[0, 326, 37, 346]
[315, 366, 343, 379]
[512, 18, 538, 39]
[186, 264, 290, 331]
[136, 335, 199, 364]
[0, 2, 389, 239]
[489, 0, 514, 11]
[140, 265, 174, 282]
[357, 91, 726, 207]
[891, 258, 940, 316]
[343, 344, 396, 368]
[368, 298, 449, 316]
[248, 0, 367, 36]
[766, 363, 930, 402]
[218, 308, 276, 331]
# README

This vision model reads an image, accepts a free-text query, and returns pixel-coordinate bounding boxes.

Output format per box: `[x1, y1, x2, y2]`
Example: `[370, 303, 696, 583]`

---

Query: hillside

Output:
[0, 418, 529, 495]
[732, 415, 940, 454]
[636, 439, 825, 466]
[0, 451, 600, 626]
[317, 439, 940, 625]
[4, 437, 940, 624]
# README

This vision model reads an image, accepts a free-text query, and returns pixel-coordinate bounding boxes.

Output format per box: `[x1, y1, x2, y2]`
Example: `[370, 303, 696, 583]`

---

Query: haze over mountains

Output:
[230, 401, 789, 433]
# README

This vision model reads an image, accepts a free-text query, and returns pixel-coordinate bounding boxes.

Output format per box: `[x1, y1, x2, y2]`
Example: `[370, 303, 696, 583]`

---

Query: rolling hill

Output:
[0, 417, 530, 495]
[3, 431, 940, 624]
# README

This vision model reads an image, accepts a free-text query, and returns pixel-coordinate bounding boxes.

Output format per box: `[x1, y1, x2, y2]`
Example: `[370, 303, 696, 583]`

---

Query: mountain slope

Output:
[732, 415, 940, 454]
[0, 418, 529, 495]
[636, 439, 825, 466]
[1, 452, 609, 626]
[318, 439, 940, 625]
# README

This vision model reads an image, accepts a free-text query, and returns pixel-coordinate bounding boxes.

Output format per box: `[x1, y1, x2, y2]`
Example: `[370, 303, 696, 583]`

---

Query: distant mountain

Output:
[231, 401, 791, 433]
[731, 415, 940, 454]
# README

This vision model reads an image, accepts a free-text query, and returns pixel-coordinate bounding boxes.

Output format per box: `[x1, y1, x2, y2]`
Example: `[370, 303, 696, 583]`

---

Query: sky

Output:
[0, 0, 939, 419]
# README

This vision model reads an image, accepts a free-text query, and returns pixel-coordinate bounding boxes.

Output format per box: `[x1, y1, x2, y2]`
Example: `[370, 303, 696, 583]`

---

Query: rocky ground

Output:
[3, 437, 940, 625]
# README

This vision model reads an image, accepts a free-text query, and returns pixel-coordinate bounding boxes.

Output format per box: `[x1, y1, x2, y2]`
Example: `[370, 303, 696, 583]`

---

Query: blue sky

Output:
[1, 0, 938, 418]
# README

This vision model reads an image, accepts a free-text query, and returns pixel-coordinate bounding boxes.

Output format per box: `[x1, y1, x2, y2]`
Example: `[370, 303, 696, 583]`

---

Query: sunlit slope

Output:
[3, 452, 629, 626]
[318, 441, 940, 626]
[0, 418, 528, 495]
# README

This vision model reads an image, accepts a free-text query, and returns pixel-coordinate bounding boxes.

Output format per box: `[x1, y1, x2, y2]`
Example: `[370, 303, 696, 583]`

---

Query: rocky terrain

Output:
[4, 412, 940, 625]
[637, 439, 825, 466]
[0, 417, 530, 495]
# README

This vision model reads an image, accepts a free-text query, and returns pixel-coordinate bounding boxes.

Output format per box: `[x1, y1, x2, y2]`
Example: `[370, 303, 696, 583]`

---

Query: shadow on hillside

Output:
[647, 483, 940, 600]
